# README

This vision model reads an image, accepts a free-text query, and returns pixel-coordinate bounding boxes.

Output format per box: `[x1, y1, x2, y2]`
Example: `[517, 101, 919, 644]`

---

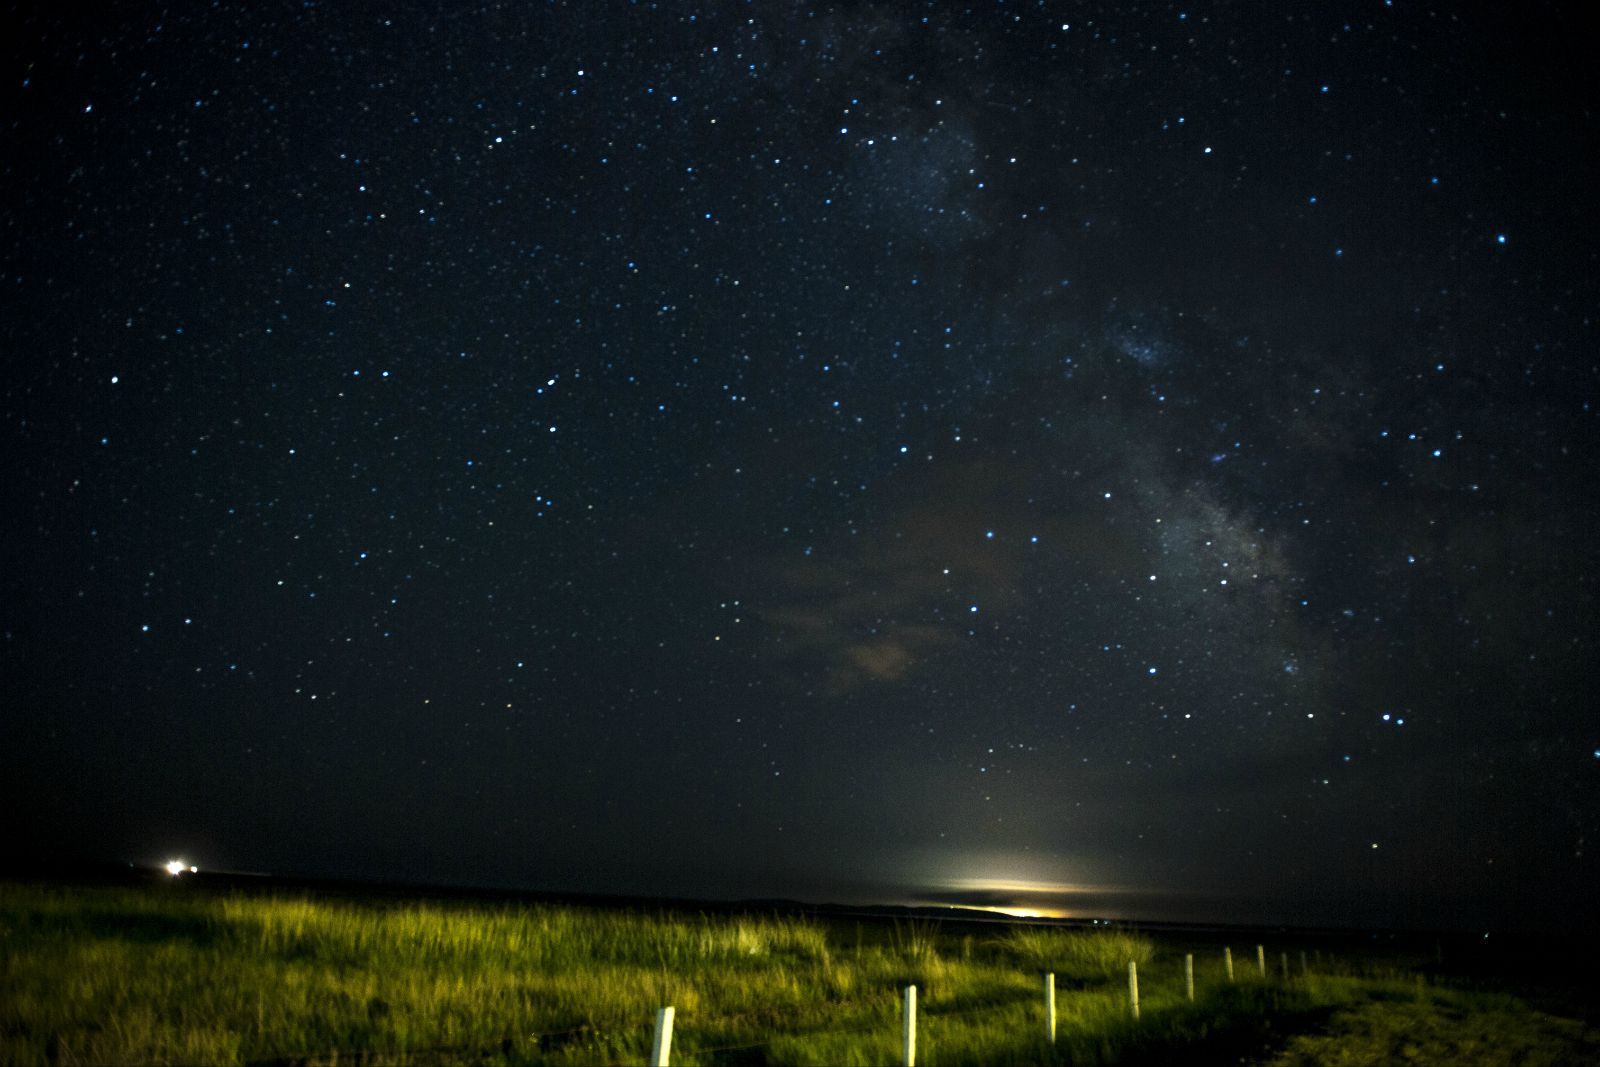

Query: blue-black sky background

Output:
[4, 2, 1596, 930]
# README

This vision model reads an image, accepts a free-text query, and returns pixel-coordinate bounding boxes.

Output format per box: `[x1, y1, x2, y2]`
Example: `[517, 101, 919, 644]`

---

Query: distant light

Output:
[1495, 233, 1507, 245]
[164, 859, 192, 876]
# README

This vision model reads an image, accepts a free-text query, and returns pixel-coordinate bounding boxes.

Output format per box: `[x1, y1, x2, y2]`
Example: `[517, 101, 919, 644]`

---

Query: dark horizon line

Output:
[5, 855, 1594, 943]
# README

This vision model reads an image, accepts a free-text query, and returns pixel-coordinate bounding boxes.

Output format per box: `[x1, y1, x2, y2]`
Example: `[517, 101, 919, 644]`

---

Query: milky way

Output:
[4, 3, 1595, 929]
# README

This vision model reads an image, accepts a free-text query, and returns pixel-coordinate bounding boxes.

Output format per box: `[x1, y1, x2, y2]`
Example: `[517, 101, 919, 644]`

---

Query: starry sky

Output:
[4, 2, 1596, 931]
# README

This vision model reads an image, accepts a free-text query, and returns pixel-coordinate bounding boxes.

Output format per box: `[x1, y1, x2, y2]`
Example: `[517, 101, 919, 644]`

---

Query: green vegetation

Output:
[1, 881, 1592, 1065]
[1265, 983, 1600, 1067]
[998, 924, 1154, 980]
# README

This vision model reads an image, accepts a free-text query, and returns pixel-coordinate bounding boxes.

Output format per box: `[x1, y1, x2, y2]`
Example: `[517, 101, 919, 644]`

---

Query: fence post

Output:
[1256, 944, 1266, 978]
[1128, 960, 1140, 1020]
[1044, 972, 1056, 1043]
[1300, 949, 1308, 975]
[1185, 953, 1195, 1001]
[903, 984, 917, 1067]
[649, 1006, 674, 1067]
[1224, 946, 1234, 982]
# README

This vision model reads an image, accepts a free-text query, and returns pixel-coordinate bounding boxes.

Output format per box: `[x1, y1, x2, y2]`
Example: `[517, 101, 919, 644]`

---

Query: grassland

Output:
[1, 880, 1592, 1065]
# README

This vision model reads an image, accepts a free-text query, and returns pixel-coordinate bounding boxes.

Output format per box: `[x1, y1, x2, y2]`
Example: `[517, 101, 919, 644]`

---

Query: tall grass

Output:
[0, 881, 1531, 1066]
[998, 924, 1155, 980]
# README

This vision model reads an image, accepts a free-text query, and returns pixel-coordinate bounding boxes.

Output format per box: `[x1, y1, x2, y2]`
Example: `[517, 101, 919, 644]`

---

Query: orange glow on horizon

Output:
[956, 903, 1074, 920]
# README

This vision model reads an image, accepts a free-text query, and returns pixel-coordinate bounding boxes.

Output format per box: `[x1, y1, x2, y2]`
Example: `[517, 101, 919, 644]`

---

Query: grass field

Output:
[1, 879, 1593, 1065]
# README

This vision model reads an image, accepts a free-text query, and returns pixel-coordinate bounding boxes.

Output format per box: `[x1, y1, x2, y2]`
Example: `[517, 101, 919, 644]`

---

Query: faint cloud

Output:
[845, 637, 917, 681]
[751, 456, 1128, 693]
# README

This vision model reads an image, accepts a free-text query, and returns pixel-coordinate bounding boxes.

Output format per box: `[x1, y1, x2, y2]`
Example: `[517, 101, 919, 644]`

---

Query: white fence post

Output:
[1281, 952, 1290, 979]
[1128, 960, 1140, 1020]
[903, 984, 917, 1067]
[1044, 972, 1056, 1042]
[1185, 953, 1195, 1001]
[1224, 946, 1234, 982]
[649, 1006, 674, 1067]
[1256, 944, 1266, 978]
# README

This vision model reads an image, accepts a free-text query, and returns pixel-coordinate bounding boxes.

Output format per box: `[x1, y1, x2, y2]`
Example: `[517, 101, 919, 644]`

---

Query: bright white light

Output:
[165, 859, 188, 876]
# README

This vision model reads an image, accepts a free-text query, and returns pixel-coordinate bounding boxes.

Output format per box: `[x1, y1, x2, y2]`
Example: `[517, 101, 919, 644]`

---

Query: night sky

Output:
[4, 3, 1596, 931]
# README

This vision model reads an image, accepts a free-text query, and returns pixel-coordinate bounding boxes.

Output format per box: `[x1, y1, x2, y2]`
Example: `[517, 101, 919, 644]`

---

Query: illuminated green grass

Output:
[0, 882, 1586, 1065]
